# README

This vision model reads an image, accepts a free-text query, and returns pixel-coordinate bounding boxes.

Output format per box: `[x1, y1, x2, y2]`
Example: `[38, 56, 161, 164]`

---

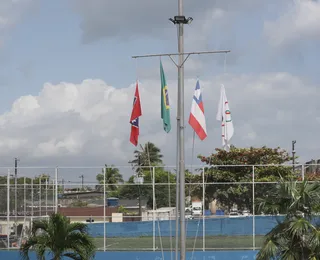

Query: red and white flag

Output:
[129, 82, 142, 146]
[188, 80, 207, 140]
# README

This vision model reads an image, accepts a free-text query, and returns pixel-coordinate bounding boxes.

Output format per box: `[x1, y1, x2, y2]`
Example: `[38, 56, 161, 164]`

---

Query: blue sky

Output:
[2, 0, 317, 114]
[2, 0, 138, 111]
[0, 0, 319, 179]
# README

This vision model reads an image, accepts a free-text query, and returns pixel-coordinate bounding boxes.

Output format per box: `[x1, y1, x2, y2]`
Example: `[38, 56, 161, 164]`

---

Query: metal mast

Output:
[170, 5, 189, 259]
[132, 9, 230, 260]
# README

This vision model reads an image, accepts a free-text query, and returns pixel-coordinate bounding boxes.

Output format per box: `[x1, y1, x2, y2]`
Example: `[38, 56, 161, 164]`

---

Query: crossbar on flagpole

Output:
[132, 50, 230, 58]
[132, 50, 231, 67]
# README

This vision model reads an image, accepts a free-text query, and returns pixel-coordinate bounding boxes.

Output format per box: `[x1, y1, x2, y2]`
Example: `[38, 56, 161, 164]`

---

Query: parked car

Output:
[229, 208, 239, 218]
[241, 210, 251, 216]
[185, 208, 193, 219]
[191, 201, 203, 216]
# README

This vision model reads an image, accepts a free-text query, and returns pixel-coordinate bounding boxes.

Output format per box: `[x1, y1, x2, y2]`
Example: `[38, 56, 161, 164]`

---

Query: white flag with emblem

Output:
[216, 84, 234, 151]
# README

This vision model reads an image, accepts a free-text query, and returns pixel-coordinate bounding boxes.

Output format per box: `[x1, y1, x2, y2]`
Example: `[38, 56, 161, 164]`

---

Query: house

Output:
[57, 196, 148, 222]
[305, 159, 320, 174]
[118, 199, 148, 213]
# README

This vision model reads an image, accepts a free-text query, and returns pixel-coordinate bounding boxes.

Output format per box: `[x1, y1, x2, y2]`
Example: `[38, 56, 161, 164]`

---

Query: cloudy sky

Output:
[0, 0, 319, 180]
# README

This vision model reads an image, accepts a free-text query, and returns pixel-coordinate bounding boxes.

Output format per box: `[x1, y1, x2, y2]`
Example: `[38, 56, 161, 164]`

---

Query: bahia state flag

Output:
[160, 60, 171, 133]
[188, 79, 207, 140]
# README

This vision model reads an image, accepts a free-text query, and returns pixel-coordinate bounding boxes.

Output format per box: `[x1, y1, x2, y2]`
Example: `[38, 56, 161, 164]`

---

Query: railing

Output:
[0, 164, 318, 251]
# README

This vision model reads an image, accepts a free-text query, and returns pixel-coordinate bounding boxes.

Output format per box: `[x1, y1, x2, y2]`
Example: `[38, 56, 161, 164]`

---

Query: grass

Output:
[93, 235, 265, 250]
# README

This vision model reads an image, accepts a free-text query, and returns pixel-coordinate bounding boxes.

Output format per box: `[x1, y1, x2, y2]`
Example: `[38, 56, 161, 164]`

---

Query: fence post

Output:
[55, 167, 58, 213]
[202, 167, 205, 252]
[24, 177, 26, 217]
[45, 179, 48, 216]
[152, 166, 156, 251]
[168, 169, 173, 260]
[39, 176, 42, 216]
[103, 166, 106, 252]
[252, 165, 256, 249]
[31, 178, 34, 218]
[301, 164, 305, 181]
[7, 169, 10, 249]
[52, 179, 55, 214]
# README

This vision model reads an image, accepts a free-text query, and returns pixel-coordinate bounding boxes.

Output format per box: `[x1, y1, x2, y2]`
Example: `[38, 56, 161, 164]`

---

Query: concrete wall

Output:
[87, 216, 285, 237]
[0, 250, 258, 260]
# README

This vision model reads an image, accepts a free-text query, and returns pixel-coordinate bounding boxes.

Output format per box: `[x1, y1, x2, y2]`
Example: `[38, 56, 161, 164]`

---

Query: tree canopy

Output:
[20, 213, 96, 260]
[256, 179, 320, 260]
[129, 142, 163, 173]
[96, 164, 123, 193]
[98, 145, 306, 212]
[189, 146, 295, 211]
[118, 167, 176, 209]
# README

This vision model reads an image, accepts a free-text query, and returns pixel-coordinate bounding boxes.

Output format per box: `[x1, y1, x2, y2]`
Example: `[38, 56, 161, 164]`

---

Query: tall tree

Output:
[20, 213, 96, 260]
[96, 164, 123, 192]
[118, 168, 176, 209]
[193, 146, 295, 210]
[129, 142, 163, 173]
[0, 175, 54, 214]
[256, 179, 320, 260]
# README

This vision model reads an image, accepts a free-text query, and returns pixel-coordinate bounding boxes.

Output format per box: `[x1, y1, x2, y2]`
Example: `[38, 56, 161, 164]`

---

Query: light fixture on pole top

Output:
[169, 16, 193, 24]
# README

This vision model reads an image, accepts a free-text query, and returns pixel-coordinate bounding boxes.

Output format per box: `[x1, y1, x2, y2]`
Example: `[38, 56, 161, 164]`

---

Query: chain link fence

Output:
[0, 164, 318, 251]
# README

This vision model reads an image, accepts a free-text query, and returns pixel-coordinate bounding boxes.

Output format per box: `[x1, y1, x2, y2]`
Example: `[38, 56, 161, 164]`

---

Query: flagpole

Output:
[132, 20, 230, 260]
[176, 0, 187, 259]
[175, 81, 180, 260]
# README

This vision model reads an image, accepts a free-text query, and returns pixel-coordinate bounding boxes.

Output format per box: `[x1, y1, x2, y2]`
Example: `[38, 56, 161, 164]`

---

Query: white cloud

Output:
[264, 0, 320, 47]
[0, 0, 318, 182]
[0, 0, 37, 46]
[0, 73, 319, 173]
[0, 0, 35, 28]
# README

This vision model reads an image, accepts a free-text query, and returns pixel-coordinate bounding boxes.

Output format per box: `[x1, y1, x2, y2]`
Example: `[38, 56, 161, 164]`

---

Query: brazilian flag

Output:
[160, 60, 171, 133]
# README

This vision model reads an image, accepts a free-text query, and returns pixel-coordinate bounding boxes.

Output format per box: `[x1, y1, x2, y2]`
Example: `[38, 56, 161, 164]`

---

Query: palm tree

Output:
[96, 164, 124, 192]
[256, 179, 320, 260]
[129, 142, 163, 173]
[20, 213, 95, 260]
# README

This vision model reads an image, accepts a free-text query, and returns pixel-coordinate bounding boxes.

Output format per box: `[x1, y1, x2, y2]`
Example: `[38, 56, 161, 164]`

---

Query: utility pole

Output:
[132, 11, 230, 260]
[292, 140, 296, 173]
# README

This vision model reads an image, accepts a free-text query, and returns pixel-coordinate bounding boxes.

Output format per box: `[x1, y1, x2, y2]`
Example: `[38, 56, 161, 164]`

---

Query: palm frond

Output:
[256, 179, 320, 259]
[31, 219, 49, 235]
[20, 236, 38, 260]
[67, 222, 89, 234]
[62, 252, 83, 260]
[256, 238, 279, 260]
[20, 213, 96, 260]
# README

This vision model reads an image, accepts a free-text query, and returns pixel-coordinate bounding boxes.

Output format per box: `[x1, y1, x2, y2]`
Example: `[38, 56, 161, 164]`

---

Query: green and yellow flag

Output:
[160, 60, 171, 133]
